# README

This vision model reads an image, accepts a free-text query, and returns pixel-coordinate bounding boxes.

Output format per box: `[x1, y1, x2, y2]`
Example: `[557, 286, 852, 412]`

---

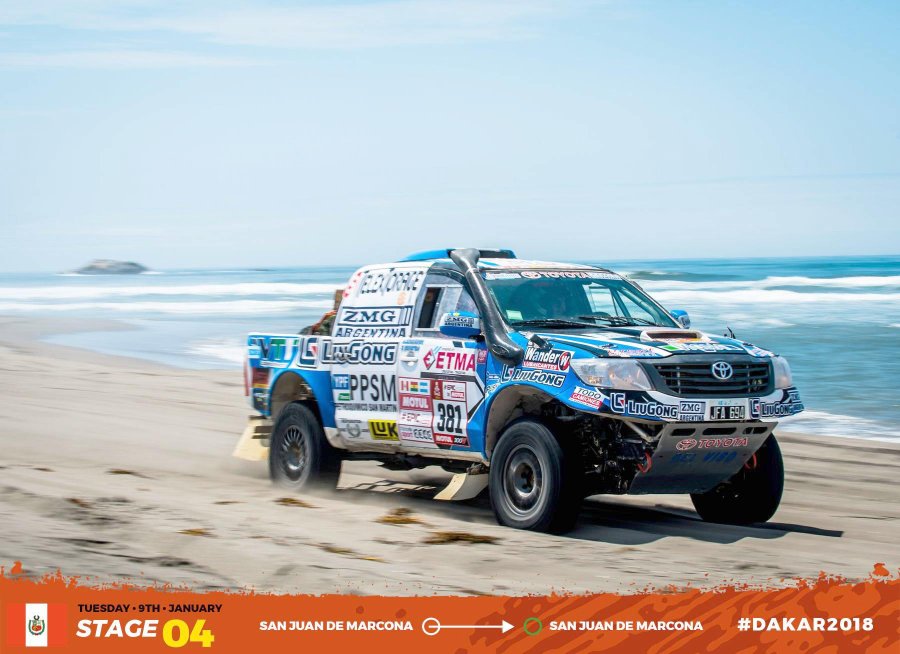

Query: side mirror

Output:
[439, 311, 481, 338]
[670, 309, 691, 329]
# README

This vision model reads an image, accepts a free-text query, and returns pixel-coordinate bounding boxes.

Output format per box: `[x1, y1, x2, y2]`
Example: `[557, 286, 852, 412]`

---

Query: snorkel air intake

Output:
[449, 248, 523, 366]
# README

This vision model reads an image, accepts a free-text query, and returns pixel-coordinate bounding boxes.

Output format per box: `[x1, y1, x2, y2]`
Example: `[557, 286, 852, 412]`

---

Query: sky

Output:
[0, 0, 898, 272]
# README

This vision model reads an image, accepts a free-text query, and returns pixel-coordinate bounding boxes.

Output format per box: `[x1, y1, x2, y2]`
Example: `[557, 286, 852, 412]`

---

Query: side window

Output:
[414, 272, 476, 336]
[417, 287, 443, 329]
[616, 289, 658, 323]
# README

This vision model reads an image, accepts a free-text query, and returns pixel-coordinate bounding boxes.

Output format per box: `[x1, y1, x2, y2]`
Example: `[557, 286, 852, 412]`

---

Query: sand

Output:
[0, 315, 897, 595]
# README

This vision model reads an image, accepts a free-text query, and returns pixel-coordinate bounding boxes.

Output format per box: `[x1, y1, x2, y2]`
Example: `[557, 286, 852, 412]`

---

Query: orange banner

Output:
[1, 562, 897, 653]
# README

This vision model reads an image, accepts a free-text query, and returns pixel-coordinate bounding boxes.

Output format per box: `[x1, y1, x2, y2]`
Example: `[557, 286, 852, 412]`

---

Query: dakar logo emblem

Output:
[28, 615, 46, 636]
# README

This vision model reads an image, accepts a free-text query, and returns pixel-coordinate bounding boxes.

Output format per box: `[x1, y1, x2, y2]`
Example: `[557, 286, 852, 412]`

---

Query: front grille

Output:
[652, 361, 770, 397]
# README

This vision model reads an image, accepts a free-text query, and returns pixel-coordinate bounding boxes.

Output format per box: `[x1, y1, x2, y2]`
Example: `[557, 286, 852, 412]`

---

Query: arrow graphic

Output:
[421, 617, 513, 636]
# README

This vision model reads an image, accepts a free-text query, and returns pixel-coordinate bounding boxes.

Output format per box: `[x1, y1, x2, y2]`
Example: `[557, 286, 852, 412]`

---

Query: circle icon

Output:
[421, 617, 441, 636]
[523, 617, 543, 636]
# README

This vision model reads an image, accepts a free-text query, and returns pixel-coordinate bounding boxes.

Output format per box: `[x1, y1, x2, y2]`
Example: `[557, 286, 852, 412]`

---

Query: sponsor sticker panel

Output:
[569, 386, 604, 410]
[368, 420, 399, 442]
[523, 345, 573, 372]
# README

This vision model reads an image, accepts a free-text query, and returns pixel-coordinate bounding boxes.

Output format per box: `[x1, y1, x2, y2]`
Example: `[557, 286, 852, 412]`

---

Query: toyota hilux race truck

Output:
[237, 248, 804, 533]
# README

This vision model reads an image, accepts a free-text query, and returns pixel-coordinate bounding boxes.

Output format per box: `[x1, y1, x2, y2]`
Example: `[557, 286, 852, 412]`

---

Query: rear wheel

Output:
[691, 434, 784, 524]
[269, 403, 341, 490]
[489, 420, 581, 533]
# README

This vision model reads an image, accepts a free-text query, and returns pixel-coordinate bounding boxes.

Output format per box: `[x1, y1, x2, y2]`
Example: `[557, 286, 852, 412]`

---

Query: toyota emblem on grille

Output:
[711, 361, 733, 380]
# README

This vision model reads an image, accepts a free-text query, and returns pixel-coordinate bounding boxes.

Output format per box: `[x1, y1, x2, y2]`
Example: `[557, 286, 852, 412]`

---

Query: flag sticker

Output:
[6, 603, 67, 647]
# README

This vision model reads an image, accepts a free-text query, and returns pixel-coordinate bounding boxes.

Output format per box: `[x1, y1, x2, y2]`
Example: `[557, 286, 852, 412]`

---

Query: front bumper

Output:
[592, 386, 804, 423]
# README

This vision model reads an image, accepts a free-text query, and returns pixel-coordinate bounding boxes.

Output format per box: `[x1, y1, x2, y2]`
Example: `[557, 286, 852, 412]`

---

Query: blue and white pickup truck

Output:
[238, 248, 804, 533]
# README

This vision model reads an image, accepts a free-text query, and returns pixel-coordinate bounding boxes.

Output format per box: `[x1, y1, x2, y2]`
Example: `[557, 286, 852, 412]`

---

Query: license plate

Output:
[710, 405, 746, 420]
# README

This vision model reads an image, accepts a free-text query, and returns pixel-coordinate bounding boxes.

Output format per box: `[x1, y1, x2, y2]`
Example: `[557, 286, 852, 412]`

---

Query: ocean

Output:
[0, 255, 897, 441]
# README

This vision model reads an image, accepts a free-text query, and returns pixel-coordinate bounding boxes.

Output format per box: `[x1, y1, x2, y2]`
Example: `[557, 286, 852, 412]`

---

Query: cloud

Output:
[0, 0, 573, 50]
[0, 50, 261, 69]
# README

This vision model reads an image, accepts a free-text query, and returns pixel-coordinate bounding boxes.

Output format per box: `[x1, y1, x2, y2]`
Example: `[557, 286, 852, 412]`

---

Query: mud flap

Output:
[627, 421, 777, 495]
[232, 416, 272, 462]
[434, 469, 489, 501]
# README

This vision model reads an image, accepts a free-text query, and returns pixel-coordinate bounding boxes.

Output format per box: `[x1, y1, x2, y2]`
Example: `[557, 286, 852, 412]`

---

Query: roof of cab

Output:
[398, 248, 610, 272]
[400, 248, 516, 262]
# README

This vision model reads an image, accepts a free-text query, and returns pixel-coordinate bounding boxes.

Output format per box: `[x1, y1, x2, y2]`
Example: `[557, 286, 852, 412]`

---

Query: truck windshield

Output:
[482, 270, 678, 329]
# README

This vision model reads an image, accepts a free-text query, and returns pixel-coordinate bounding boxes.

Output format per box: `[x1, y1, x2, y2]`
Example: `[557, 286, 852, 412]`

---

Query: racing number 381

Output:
[435, 402, 463, 434]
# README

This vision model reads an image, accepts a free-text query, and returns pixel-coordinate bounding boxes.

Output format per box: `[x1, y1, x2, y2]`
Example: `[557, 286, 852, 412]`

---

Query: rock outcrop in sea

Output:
[72, 259, 149, 275]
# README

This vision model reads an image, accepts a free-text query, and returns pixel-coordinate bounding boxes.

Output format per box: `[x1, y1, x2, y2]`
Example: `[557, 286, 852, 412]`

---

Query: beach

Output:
[1, 314, 897, 595]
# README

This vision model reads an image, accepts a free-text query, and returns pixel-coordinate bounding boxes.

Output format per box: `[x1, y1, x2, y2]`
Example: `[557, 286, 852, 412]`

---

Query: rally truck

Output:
[237, 248, 803, 533]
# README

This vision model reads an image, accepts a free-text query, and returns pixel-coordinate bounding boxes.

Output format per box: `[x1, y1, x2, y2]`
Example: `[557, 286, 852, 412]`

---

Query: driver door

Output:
[395, 270, 486, 452]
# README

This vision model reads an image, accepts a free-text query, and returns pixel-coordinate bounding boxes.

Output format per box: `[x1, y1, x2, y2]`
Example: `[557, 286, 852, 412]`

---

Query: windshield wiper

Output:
[578, 315, 661, 327]
[510, 318, 598, 329]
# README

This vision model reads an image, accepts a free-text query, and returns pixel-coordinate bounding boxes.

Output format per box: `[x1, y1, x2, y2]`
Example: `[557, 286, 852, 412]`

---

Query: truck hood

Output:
[526, 327, 775, 359]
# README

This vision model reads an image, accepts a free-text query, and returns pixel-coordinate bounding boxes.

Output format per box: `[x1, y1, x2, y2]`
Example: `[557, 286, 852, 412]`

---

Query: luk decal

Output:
[432, 400, 468, 447]
[421, 347, 476, 375]
[610, 393, 678, 419]
[398, 425, 435, 445]
[501, 367, 566, 388]
[569, 386, 604, 410]
[523, 345, 572, 372]
[6, 603, 67, 647]
[337, 306, 413, 327]
[368, 420, 399, 441]
[358, 267, 426, 297]
[432, 379, 467, 402]
[678, 400, 705, 422]
[321, 340, 398, 365]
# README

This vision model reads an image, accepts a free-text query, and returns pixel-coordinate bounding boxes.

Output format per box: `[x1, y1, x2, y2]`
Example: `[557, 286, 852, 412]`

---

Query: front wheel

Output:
[489, 420, 581, 533]
[691, 434, 784, 524]
[269, 403, 341, 491]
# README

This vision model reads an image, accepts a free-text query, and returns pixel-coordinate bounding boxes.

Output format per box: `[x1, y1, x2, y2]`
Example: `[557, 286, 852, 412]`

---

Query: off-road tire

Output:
[489, 419, 581, 533]
[691, 434, 784, 524]
[269, 403, 341, 491]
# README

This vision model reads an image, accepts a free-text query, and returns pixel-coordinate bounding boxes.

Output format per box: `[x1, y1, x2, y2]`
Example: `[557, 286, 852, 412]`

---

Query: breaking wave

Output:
[781, 411, 898, 442]
[0, 299, 331, 315]
[0, 282, 339, 300]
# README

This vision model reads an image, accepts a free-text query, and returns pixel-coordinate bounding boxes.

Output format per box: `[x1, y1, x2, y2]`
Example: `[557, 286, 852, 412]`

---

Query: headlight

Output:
[570, 358, 652, 391]
[773, 356, 793, 389]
